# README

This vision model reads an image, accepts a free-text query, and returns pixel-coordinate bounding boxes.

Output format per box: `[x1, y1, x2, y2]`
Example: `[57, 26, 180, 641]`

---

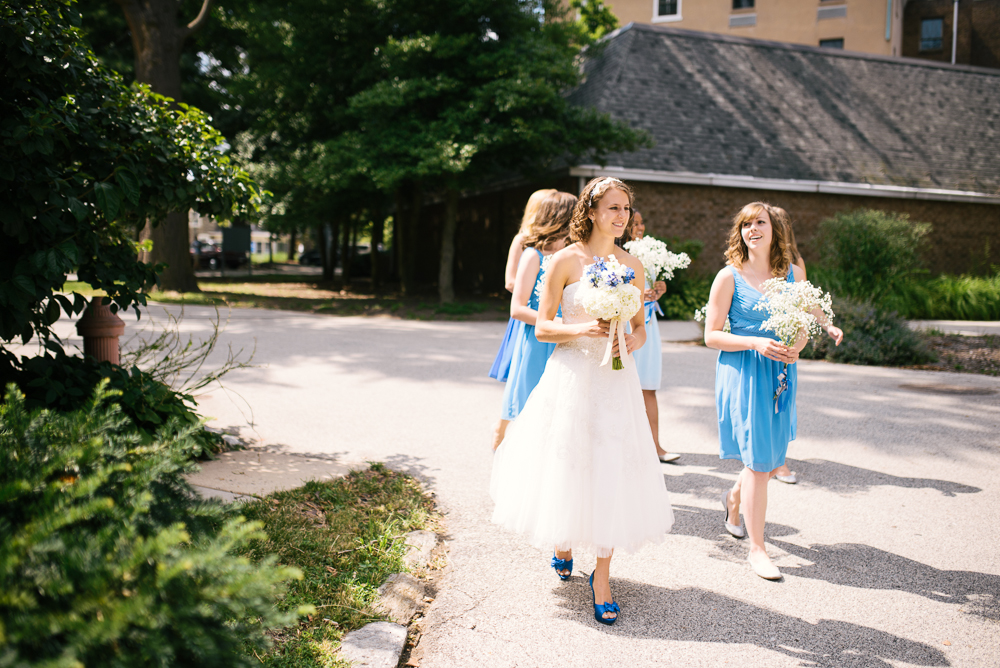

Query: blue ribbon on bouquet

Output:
[644, 300, 664, 324]
[773, 363, 792, 414]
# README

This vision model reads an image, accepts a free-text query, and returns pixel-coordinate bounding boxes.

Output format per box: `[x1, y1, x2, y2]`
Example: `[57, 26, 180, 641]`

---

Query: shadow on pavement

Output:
[551, 582, 950, 667]
[667, 454, 981, 497]
[770, 539, 1000, 622]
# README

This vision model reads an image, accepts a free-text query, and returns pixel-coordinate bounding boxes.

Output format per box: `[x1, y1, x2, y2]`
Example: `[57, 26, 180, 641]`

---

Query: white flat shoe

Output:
[775, 472, 797, 484]
[748, 553, 781, 580]
[658, 452, 680, 463]
[721, 491, 744, 538]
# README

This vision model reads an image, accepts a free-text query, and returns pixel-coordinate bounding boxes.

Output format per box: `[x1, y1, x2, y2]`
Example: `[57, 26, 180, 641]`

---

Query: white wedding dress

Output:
[490, 281, 674, 558]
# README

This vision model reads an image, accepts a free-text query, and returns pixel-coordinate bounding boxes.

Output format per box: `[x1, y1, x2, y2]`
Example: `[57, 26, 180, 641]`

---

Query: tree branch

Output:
[182, 0, 214, 39]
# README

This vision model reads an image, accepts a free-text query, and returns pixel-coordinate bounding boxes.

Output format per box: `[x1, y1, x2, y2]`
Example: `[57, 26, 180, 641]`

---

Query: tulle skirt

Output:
[491, 335, 674, 557]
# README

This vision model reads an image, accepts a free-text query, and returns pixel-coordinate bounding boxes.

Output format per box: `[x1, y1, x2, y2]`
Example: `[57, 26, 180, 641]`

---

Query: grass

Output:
[253, 252, 290, 265]
[236, 463, 438, 667]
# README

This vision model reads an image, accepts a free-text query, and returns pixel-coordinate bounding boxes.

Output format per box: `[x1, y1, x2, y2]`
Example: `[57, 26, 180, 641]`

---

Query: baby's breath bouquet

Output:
[623, 235, 691, 286]
[753, 278, 835, 413]
[578, 255, 642, 370]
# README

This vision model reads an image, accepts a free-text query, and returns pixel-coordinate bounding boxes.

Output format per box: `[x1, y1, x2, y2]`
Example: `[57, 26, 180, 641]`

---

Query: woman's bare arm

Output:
[509, 250, 541, 326]
[503, 234, 525, 293]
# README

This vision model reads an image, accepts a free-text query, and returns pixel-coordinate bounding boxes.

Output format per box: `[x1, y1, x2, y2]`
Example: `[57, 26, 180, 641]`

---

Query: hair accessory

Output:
[588, 177, 622, 207]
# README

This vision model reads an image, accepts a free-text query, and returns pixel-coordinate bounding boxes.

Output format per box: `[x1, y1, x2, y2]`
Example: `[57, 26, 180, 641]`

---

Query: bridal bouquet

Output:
[753, 278, 835, 413]
[623, 235, 691, 286]
[578, 255, 643, 370]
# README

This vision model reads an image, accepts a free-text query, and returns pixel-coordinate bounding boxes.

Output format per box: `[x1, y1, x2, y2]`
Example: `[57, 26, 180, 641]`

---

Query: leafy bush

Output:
[656, 238, 709, 320]
[814, 209, 931, 305]
[799, 297, 935, 366]
[0, 382, 306, 668]
[1, 350, 223, 458]
[888, 270, 1000, 320]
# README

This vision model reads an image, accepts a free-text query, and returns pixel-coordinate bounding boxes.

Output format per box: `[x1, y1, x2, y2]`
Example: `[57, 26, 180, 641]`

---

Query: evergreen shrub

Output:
[0, 383, 306, 668]
[1, 350, 222, 457]
[799, 297, 935, 367]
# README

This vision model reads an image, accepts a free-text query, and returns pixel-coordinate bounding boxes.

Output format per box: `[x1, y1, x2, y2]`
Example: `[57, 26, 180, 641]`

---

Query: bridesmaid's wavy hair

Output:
[518, 188, 558, 235]
[522, 192, 577, 250]
[724, 201, 792, 278]
[770, 206, 802, 265]
[569, 177, 634, 243]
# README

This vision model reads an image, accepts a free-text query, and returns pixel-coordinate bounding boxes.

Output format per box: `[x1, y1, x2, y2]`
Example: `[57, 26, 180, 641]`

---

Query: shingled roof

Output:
[567, 23, 1000, 200]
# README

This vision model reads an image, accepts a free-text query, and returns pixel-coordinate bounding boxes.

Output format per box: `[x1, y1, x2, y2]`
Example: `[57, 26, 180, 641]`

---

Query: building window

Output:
[920, 17, 943, 51]
[654, 0, 681, 22]
[819, 38, 844, 49]
[729, 13, 756, 27]
[817, 4, 847, 20]
[732, 0, 754, 8]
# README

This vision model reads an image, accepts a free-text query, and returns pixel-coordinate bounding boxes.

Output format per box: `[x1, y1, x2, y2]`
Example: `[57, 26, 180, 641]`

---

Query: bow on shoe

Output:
[596, 601, 620, 617]
[551, 555, 572, 570]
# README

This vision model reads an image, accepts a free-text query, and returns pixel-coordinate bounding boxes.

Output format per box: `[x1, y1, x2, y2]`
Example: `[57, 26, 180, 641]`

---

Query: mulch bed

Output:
[910, 334, 1000, 377]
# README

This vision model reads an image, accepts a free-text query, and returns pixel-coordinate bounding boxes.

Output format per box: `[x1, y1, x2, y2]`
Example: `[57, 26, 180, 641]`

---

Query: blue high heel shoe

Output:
[589, 571, 620, 625]
[551, 553, 573, 580]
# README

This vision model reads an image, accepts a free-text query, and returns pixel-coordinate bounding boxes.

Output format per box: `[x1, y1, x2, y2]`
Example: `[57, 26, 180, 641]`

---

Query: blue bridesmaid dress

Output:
[716, 266, 798, 472]
[632, 278, 663, 391]
[501, 248, 556, 420]
[489, 317, 523, 381]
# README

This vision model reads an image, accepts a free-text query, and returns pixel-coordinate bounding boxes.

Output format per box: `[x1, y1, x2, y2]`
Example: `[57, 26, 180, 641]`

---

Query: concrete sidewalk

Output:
[25, 307, 1000, 667]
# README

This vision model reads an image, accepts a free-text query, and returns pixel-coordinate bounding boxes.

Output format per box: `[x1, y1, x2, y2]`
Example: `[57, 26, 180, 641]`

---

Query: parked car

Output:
[190, 240, 250, 269]
[298, 249, 322, 266]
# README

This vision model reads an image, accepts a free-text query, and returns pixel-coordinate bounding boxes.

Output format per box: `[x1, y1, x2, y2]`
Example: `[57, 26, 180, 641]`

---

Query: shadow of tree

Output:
[670, 454, 981, 497]
[551, 582, 950, 667]
[770, 539, 1000, 622]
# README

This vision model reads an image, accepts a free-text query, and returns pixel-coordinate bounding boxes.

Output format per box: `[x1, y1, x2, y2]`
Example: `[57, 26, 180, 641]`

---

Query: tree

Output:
[334, 0, 649, 301]
[0, 0, 262, 365]
[106, 0, 217, 292]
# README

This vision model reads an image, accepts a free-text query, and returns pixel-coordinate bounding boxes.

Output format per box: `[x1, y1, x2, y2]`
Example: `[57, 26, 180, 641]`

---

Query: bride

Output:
[490, 177, 674, 626]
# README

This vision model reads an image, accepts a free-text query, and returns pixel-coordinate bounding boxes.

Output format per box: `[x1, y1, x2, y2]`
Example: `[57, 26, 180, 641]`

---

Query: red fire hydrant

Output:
[75, 297, 125, 365]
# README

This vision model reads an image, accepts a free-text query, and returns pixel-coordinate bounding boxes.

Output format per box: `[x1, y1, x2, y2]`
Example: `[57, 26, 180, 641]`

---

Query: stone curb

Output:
[340, 530, 442, 667]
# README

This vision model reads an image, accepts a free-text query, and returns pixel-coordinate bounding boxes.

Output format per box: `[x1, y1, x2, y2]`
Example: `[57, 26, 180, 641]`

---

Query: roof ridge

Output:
[619, 21, 1000, 77]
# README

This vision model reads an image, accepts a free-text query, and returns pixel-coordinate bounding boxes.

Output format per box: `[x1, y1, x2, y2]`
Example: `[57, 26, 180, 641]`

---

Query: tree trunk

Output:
[393, 187, 406, 289]
[439, 188, 459, 303]
[288, 228, 297, 262]
[370, 213, 384, 289]
[340, 219, 352, 285]
[115, 0, 214, 292]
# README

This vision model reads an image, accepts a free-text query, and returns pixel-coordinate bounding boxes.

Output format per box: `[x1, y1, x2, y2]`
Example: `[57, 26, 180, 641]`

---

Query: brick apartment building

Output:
[409, 23, 1000, 293]
[597, 0, 1000, 67]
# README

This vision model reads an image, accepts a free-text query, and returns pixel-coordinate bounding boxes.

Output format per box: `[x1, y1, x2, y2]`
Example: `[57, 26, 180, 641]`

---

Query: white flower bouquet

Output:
[577, 254, 643, 370]
[623, 235, 691, 286]
[753, 278, 835, 413]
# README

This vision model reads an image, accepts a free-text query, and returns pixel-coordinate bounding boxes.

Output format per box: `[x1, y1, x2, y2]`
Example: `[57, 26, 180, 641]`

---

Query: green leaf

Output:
[115, 168, 140, 205]
[12, 275, 34, 295]
[67, 197, 88, 222]
[93, 182, 121, 221]
[45, 299, 60, 325]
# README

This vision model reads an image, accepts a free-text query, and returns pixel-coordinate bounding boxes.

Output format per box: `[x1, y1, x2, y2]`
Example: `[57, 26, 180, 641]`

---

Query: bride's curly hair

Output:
[522, 192, 577, 250]
[569, 177, 634, 243]
[724, 201, 792, 278]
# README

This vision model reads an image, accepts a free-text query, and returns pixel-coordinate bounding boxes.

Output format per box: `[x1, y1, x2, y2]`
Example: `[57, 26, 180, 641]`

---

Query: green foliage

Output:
[881, 270, 1000, 320]
[3, 350, 223, 458]
[235, 464, 435, 666]
[570, 0, 620, 41]
[0, 382, 304, 668]
[0, 0, 263, 349]
[814, 209, 931, 306]
[656, 239, 708, 320]
[799, 297, 935, 367]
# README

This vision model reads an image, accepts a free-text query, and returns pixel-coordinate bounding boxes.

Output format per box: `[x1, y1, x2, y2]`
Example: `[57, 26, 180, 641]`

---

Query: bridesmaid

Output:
[704, 202, 806, 580]
[628, 211, 680, 463]
[492, 192, 577, 450]
[768, 207, 843, 484]
[488, 189, 556, 384]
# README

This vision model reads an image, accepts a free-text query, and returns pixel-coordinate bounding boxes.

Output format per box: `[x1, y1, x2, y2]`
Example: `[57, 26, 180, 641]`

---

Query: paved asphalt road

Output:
[37, 305, 1000, 667]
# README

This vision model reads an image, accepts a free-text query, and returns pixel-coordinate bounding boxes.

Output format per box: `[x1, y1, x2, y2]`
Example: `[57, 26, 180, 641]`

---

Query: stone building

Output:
[413, 23, 1000, 293]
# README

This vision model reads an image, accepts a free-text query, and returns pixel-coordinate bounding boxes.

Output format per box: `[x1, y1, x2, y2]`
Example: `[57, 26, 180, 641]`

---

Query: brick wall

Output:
[903, 0, 1000, 69]
[416, 179, 998, 295]
[630, 182, 1000, 277]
